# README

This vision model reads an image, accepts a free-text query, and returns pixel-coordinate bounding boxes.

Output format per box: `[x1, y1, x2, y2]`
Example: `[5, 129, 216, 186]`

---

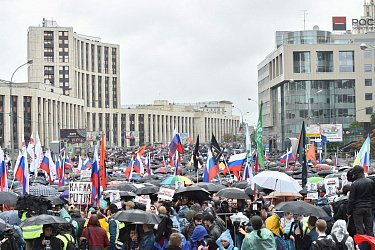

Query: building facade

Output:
[0, 19, 239, 150]
[258, 24, 375, 150]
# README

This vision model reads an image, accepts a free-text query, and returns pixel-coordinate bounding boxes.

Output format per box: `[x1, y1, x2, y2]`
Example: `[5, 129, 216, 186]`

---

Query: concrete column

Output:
[149, 114, 154, 145]
[162, 115, 167, 144]
[125, 114, 130, 148]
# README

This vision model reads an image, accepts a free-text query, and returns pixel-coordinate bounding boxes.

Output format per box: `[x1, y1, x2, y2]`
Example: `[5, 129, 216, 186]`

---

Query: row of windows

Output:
[293, 51, 354, 73]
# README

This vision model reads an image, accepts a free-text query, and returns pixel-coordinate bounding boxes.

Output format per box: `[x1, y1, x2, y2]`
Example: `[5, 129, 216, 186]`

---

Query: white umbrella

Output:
[253, 171, 302, 193]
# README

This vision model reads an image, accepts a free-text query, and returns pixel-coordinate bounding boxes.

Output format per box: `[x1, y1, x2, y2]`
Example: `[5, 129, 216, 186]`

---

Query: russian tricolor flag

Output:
[227, 153, 246, 171]
[82, 157, 92, 170]
[133, 154, 144, 174]
[203, 150, 219, 183]
[0, 146, 8, 192]
[169, 129, 184, 158]
[56, 157, 64, 186]
[124, 157, 134, 180]
[15, 149, 29, 194]
[279, 150, 293, 163]
[40, 155, 52, 183]
[91, 148, 101, 207]
[145, 153, 152, 176]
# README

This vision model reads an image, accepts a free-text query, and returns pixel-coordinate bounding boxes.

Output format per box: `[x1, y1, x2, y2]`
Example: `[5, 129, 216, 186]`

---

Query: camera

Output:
[80, 237, 89, 250]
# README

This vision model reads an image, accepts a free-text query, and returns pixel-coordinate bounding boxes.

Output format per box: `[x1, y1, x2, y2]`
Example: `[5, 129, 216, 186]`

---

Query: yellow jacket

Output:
[265, 214, 284, 236]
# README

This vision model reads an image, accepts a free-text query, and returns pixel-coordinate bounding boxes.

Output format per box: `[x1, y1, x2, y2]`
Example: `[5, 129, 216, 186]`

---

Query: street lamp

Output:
[232, 105, 244, 125]
[9, 60, 33, 159]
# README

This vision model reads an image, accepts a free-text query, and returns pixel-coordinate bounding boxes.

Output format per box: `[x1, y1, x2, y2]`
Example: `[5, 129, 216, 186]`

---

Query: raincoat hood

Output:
[216, 230, 237, 250]
[265, 214, 283, 236]
[190, 225, 208, 243]
[331, 219, 349, 242]
[87, 215, 101, 227]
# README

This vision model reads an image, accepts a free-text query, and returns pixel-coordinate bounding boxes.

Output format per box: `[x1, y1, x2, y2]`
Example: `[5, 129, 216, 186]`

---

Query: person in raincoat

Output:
[185, 225, 209, 250]
[215, 230, 238, 250]
[329, 220, 355, 250]
[241, 215, 276, 250]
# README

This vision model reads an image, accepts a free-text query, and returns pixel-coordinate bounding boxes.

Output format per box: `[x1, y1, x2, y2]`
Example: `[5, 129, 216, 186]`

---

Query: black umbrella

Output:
[0, 192, 19, 205]
[195, 183, 226, 193]
[112, 209, 160, 224]
[45, 196, 65, 206]
[244, 186, 254, 196]
[174, 186, 211, 201]
[135, 185, 159, 195]
[58, 186, 69, 192]
[274, 201, 329, 218]
[231, 181, 250, 189]
[116, 183, 138, 192]
[119, 191, 137, 198]
[216, 188, 249, 200]
[20, 214, 69, 227]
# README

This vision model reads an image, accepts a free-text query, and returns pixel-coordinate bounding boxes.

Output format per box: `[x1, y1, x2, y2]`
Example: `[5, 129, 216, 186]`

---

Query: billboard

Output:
[320, 124, 343, 142]
[60, 129, 86, 143]
[306, 124, 343, 142]
[306, 124, 321, 137]
[332, 16, 346, 31]
[126, 131, 139, 140]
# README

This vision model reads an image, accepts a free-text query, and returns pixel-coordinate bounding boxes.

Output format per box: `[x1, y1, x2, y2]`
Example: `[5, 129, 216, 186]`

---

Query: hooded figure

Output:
[215, 230, 238, 250]
[186, 225, 209, 250]
[81, 215, 109, 250]
[330, 220, 355, 250]
[242, 215, 276, 250]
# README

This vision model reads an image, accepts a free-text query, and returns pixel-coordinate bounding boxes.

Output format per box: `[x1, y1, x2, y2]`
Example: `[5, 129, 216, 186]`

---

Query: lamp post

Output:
[9, 60, 33, 160]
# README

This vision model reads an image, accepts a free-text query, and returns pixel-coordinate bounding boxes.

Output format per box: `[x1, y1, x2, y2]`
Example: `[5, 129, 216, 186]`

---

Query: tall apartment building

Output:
[0, 19, 239, 150]
[258, 2, 375, 150]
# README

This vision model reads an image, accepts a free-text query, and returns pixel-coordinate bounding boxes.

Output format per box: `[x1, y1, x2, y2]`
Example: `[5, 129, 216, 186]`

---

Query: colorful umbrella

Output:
[161, 176, 193, 185]
[307, 177, 324, 184]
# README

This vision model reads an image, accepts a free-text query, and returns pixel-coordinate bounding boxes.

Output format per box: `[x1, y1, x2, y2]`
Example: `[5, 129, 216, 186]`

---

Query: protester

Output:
[139, 224, 155, 250]
[241, 215, 276, 250]
[329, 220, 355, 250]
[216, 230, 238, 250]
[81, 215, 110, 250]
[203, 213, 221, 249]
[166, 233, 183, 250]
[310, 219, 336, 249]
[32, 224, 62, 250]
[186, 225, 209, 250]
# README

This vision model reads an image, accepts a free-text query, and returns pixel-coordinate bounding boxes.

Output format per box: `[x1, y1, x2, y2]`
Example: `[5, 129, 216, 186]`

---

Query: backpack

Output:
[331, 234, 349, 250]
[292, 224, 312, 250]
[62, 234, 78, 250]
[313, 236, 336, 250]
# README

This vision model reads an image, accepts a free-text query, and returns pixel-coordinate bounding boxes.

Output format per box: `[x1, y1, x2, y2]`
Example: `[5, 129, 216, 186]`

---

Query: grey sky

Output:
[0, 0, 362, 125]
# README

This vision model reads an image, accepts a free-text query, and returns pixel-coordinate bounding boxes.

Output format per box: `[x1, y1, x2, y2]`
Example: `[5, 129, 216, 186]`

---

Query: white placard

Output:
[175, 181, 184, 190]
[135, 196, 151, 207]
[307, 192, 318, 200]
[307, 183, 317, 192]
[69, 182, 92, 204]
[158, 187, 175, 201]
[324, 177, 339, 196]
[81, 170, 91, 179]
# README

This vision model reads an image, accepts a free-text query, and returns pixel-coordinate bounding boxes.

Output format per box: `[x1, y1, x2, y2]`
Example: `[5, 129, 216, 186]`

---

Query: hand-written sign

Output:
[69, 182, 92, 204]
[158, 187, 175, 201]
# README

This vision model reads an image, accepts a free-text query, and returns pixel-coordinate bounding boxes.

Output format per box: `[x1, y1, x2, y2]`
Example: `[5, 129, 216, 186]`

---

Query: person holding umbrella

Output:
[31, 224, 62, 250]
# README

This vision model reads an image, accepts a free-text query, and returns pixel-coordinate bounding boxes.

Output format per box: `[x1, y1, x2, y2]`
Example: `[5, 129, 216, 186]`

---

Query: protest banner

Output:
[158, 187, 175, 201]
[69, 182, 92, 204]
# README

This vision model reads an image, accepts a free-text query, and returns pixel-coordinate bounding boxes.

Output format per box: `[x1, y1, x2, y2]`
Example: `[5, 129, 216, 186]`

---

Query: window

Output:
[364, 64, 372, 72]
[44, 55, 54, 62]
[364, 50, 372, 59]
[339, 51, 354, 72]
[316, 51, 333, 72]
[366, 107, 373, 114]
[293, 51, 311, 73]
[365, 93, 373, 100]
[365, 79, 372, 86]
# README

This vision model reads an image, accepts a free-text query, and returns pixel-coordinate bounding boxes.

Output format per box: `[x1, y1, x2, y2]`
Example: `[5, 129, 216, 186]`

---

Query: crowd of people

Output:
[0, 164, 375, 250]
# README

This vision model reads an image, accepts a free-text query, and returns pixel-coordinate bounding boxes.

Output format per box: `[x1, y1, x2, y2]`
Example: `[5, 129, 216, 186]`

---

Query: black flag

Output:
[297, 121, 307, 188]
[193, 135, 200, 171]
[210, 133, 222, 164]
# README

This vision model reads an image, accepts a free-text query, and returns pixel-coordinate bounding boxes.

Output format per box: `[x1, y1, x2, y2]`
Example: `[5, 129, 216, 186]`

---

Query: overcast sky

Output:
[0, 0, 362, 125]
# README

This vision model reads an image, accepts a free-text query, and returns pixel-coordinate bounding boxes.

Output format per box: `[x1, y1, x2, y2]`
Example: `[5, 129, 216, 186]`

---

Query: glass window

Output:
[365, 93, 373, 100]
[339, 51, 354, 72]
[364, 64, 372, 72]
[293, 52, 311, 73]
[366, 107, 373, 114]
[316, 51, 333, 72]
[365, 79, 372, 86]
[364, 50, 372, 59]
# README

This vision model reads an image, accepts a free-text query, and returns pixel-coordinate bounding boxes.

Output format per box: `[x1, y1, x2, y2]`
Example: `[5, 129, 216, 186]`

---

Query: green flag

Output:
[256, 102, 264, 169]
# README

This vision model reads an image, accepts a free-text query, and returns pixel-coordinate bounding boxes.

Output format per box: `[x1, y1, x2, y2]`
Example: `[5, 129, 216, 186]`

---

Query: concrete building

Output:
[0, 19, 239, 150]
[258, 2, 375, 150]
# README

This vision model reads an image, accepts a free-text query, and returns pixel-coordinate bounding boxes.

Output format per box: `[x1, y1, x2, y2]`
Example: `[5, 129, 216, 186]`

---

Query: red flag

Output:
[99, 133, 107, 188]
[136, 145, 147, 157]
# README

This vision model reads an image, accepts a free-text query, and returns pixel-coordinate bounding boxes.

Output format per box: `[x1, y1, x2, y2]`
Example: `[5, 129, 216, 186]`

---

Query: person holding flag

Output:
[14, 141, 29, 194]
[91, 147, 101, 207]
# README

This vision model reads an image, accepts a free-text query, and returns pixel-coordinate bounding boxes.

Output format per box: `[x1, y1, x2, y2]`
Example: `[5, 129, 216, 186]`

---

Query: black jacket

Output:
[347, 175, 374, 214]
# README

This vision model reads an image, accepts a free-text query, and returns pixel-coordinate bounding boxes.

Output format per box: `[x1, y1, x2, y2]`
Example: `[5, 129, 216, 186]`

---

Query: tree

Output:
[371, 113, 375, 126]
[349, 120, 363, 129]
[351, 129, 375, 158]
